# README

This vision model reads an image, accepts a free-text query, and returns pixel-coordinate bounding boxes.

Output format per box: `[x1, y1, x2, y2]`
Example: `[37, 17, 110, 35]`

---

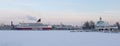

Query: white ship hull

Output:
[15, 23, 52, 30]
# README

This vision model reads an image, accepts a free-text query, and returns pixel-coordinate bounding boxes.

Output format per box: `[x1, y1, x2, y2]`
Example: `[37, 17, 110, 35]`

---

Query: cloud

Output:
[25, 15, 37, 21]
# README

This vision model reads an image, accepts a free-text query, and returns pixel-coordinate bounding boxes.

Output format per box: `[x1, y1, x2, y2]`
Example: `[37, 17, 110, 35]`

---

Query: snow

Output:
[0, 30, 120, 46]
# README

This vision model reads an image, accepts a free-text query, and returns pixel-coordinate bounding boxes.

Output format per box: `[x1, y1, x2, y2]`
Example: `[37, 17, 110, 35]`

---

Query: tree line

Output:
[82, 21, 95, 30]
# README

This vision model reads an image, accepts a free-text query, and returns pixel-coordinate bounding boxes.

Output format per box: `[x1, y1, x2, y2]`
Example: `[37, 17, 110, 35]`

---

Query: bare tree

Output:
[116, 22, 120, 29]
[82, 21, 95, 30]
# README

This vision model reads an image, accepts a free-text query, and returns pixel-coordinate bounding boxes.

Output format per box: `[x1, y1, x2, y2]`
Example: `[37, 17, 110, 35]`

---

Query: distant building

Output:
[0, 25, 13, 30]
[52, 23, 80, 30]
[95, 17, 118, 31]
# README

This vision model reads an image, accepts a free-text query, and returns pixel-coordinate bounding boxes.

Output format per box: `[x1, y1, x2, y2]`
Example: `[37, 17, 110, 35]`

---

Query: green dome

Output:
[96, 17, 105, 25]
[96, 17, 109, 26]
[97, 21, 104, 24]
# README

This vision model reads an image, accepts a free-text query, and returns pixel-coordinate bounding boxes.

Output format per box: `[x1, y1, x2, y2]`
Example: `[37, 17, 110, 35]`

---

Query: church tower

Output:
[100, 17, 102, 21]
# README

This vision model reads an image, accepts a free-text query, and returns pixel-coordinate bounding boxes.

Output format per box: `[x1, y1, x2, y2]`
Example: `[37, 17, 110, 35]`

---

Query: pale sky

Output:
[0, 0, 120, 25]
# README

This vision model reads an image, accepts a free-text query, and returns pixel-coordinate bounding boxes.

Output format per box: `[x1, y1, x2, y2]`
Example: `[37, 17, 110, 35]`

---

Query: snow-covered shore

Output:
[0, 30, 120, 46]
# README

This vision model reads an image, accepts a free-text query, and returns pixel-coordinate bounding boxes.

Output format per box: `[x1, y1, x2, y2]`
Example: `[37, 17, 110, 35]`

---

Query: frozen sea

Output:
[0, 30, 120, 46]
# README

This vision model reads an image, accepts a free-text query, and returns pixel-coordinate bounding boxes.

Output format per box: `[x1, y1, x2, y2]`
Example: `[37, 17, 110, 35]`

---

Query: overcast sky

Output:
[0, 0, 120, 25]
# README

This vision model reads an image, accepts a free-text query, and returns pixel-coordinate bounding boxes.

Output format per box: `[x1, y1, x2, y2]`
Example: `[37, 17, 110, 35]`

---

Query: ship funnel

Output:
[37, 18, 41, 22]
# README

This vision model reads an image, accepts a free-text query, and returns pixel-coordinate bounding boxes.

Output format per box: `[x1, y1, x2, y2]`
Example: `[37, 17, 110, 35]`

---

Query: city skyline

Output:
[0, 0, 120, 25]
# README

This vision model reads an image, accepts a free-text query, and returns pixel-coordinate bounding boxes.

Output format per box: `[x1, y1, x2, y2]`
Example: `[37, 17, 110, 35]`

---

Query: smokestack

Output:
[11, 21, 13, 26]
[37, 18, 41, 22]
[11, 21, 14, 29]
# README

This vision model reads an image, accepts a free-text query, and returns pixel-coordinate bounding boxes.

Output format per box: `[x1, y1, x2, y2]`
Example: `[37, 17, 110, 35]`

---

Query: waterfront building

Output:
[95, 17, 118, 31]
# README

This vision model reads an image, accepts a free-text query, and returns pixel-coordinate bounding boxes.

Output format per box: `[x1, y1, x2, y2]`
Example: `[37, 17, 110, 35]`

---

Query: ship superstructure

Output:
[14, 19, 52, 30]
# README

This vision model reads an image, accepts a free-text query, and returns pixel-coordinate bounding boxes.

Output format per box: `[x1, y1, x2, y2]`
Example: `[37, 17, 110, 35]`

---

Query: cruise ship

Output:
[14, 19, 52, 30]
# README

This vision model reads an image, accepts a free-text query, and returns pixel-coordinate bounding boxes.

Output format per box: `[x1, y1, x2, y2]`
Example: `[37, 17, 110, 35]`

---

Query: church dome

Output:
[96, 17, 109, 27]
[97, 21, 104, 24]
